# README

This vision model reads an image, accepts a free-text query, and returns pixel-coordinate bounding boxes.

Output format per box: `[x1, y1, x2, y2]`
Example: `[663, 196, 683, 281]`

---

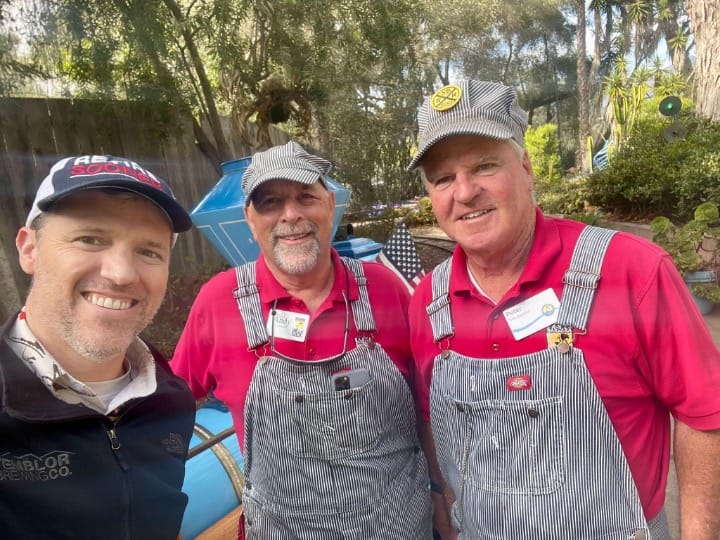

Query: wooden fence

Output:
[0, 97, 289, 320]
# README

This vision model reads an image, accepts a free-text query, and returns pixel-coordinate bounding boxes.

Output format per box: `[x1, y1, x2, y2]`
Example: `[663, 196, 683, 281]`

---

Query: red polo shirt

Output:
[172, 250, 414, 450]
[409, 209, 720, 520]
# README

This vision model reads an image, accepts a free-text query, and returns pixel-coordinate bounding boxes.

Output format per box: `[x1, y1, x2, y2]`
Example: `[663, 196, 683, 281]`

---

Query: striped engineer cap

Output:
[407, 80, 528, 171]
[242, 141, 333, 205]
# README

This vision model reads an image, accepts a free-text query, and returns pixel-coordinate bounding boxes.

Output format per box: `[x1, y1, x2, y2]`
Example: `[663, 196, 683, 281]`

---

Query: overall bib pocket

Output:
[440, 394, 566, 495]
[284, 378, 383, 460]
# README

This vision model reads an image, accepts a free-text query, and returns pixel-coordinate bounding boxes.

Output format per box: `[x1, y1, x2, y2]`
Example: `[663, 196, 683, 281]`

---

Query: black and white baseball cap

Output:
[407, 80, 529, 171]
[25, 155, 192, 232]
[241, 141, 332, 205]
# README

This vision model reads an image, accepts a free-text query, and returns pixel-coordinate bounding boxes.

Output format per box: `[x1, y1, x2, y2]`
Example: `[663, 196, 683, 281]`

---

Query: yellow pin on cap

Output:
[431, 84, 462, 112]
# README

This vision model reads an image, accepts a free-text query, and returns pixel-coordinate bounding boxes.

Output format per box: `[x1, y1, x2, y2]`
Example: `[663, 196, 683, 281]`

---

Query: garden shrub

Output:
[353, 215, 397, 242]
[536, 175, 590, 217]
[585, 114, 720, 222]
[403, 196, 436, 227]
[526, 123, 561, 184]
[526, 123, 589, 217]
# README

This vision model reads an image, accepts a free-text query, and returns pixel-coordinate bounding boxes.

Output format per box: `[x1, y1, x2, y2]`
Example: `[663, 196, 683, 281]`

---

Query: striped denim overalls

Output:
[427, 226, 671, 539]
[234, 258, 433, 539]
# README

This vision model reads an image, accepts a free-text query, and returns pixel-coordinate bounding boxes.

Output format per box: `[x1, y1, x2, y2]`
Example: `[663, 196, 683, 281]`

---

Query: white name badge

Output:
[503, 288, 560, 341]
[266, 309, 310, 342]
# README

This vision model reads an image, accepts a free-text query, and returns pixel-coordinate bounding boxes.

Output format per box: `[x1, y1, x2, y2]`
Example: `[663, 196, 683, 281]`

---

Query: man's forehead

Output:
[252, 178, 323, 198]
[422, 135, 509, 165]
[46, 191, 174, 233]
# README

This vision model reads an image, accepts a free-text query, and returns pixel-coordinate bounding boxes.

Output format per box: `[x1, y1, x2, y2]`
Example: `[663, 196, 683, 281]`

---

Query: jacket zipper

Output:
[106, 427, 121, 450]
[105, 415, 131, 539]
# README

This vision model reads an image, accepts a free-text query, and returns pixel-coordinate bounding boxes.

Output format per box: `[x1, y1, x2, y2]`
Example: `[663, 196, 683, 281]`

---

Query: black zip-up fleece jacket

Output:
[0, 315, 196, 540]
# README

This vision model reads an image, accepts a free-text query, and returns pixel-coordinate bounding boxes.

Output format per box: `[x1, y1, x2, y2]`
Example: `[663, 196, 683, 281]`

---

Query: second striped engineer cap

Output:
[242, 141, 333, 205]
[407, 80, 528, 171]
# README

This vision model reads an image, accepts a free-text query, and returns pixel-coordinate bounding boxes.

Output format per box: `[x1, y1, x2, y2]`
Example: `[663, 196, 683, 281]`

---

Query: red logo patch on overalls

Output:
[506, 375, 531, 391]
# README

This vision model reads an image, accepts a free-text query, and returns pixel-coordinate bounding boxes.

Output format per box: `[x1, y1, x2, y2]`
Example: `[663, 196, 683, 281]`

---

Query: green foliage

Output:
[650, 202, 720, 302]
[0, 30, 45, 96]
[689, 282, 720, 304]
[601, 60, 689, 162]
[535, 175, 590, 217]
[526, 123, 593, 217]
[4, 0, 700, 213]
[566, 211, 602, 226]
[19, 0, 435, 180]
[604, 59, 654, 152]
[402, 197, 436, 227]
[351, 197, 436, 241]
[586, 112, 720, 222]
[352, 216, 397, 244]
[526, 123, 561, 183]
[429, 0, 578, 166]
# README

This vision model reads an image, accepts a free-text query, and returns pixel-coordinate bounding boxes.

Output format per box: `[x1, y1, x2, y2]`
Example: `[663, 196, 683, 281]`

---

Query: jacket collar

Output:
[1, 314, 172, 422]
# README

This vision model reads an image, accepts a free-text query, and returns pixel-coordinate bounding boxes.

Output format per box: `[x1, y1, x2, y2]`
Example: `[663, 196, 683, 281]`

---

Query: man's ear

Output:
[522, 149, 535, 191]
[244, 205, 259, 242]
[327, 190, 336, 224]
[16, 226, 38, 275]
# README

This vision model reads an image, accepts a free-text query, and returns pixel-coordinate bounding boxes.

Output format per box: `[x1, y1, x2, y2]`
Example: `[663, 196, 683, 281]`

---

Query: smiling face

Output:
[16, 190, 173, 380]
[420, 134, 536, 262]
[245, 179, 335, 278]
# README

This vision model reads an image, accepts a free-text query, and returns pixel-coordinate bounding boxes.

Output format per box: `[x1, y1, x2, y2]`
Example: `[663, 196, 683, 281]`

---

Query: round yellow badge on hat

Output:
[431, 84, 462, 111]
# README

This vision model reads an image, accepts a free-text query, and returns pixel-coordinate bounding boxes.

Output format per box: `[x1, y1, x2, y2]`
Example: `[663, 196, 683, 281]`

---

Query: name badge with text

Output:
[503, 288, 560, 341]
[266, 309, 309, 342]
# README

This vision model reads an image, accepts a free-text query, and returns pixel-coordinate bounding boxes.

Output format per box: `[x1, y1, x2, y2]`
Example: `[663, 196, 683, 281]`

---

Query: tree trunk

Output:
[161, 0, 233, 162]
[576, 0, 589, 171]
[687, 0, 720, 122]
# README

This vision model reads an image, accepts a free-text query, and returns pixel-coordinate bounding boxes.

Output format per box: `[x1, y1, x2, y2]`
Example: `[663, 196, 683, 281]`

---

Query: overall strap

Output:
[233, 263, 269, 349]
[341, 257, 376, 332]
[556, 225, 616, 331]
[427, 257, 454, 342]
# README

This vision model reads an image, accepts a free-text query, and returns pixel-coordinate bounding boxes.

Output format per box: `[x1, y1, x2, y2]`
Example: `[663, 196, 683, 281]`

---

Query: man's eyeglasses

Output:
[269, 291, 350, 365]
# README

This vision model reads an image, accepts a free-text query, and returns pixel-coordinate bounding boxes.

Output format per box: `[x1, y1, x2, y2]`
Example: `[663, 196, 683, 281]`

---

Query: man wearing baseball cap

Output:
[407, 80, 720, 538]
[172, 141, 434, 539]
[0, 155, 196, 538]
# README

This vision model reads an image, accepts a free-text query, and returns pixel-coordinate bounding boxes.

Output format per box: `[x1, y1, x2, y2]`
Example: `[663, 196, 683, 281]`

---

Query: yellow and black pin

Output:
[547, 324, 574, 353]
[431, 84, 462, 112]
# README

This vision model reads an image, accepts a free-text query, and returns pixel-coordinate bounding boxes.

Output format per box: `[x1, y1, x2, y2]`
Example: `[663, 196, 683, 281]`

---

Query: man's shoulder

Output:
[549, 218, 670, 288]
[552, 217, 659, 248]
[552, 218, 667, 260]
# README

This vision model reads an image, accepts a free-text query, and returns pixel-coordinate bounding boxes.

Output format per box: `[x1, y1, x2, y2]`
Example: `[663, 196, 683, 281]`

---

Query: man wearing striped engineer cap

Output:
[407, 80, 720, 539]
[172, 141, 434, 539]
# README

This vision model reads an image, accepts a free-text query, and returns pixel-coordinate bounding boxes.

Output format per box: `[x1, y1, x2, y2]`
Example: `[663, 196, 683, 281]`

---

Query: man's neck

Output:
[271, 258, 336, 314]
[465, 216, 536, 302]
[22, 312, 127, 382]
